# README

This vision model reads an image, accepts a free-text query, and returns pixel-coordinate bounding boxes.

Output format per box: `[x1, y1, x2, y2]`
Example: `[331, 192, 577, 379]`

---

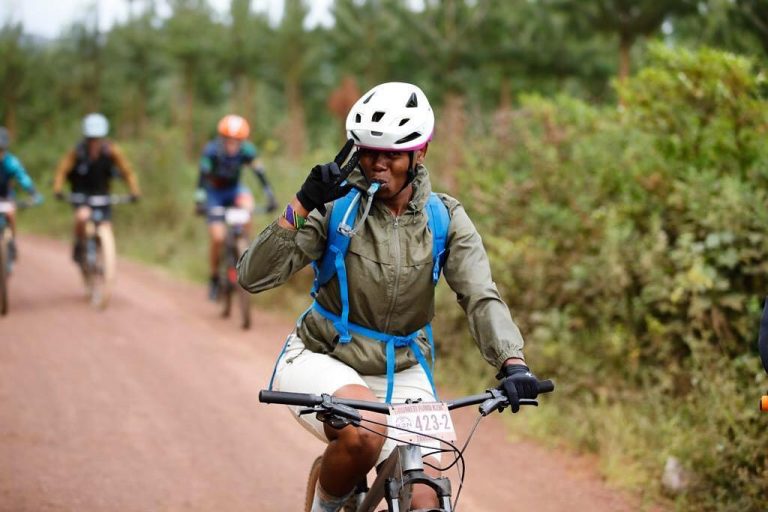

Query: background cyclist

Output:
[238, 82, 541, 511]
[53, 113, 141, 263]
[0, 126, 43, 260]
[196, 114, 278, 300]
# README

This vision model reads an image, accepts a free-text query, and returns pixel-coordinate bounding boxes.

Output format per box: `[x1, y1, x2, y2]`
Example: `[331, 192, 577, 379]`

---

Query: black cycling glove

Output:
[296, 139, 360, 216]
[497, 364, 539, 413]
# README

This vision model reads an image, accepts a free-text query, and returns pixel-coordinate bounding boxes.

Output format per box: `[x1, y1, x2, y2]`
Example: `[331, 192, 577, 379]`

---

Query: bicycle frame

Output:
[0, 198, 39, 315]
[210, 206, 253, 329]
[66, 193, 132, 309]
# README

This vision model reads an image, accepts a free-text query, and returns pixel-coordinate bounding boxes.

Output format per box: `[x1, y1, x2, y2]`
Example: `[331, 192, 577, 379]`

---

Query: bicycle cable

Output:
[451, 414, 483, 511]
[356, 417, 464, 472]
[355, 415, 474, 509]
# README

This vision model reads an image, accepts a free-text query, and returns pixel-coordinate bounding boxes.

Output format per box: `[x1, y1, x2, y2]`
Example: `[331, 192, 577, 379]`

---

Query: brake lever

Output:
[304, 394, 363, 429]
[479, 389, 539, 416]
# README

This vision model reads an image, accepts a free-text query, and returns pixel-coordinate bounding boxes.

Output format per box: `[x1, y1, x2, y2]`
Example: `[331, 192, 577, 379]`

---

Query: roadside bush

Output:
[435, 45, 768, 510]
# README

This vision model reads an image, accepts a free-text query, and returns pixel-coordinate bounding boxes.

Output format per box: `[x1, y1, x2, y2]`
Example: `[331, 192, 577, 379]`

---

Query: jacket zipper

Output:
[383, 215, 401, 331]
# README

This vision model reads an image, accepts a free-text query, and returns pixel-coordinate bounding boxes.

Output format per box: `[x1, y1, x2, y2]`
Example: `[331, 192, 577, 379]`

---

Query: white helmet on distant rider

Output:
[82, 113, 109, 138]
[345, 82, 434, 152]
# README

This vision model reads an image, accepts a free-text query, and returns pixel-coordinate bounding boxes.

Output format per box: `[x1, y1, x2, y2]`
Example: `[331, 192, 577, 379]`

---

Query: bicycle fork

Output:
[362, 445, 451, 512]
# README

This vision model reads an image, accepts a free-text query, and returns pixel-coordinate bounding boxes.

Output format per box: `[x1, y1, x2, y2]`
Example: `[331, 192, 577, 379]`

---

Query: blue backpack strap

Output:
[313, 301, 437, 403]
[311, 189, 360, 295]
[426, 193, 450, 284]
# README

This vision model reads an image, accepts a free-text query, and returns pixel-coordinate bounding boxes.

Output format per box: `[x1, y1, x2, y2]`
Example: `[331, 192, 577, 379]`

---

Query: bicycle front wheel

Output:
[90, 225, 116, 309]
[219, 259, 233, 319]
[236, 237, 251, 330]
[0, 233, 8, 316]
[304, 456, 323, 512]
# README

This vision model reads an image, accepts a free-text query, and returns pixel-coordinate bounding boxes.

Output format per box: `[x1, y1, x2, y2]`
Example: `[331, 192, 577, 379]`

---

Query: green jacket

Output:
[237, 165, 525, 375]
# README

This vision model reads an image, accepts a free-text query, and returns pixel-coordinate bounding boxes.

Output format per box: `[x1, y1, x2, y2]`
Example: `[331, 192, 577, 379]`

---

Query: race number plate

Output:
[388, 402, 457, 444]
[225, 208, 251, 225]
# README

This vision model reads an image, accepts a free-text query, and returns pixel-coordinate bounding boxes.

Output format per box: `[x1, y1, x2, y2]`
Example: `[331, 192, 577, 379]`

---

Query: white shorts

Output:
[272, 334, 441, 464]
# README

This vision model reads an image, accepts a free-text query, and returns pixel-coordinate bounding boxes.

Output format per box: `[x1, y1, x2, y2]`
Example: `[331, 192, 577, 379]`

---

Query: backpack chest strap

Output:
[312, 301, 437, 403]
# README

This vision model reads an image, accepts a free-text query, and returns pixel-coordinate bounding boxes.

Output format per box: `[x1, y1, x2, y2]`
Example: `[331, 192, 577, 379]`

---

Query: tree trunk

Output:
[327, 76, 360, 140]
[435, 93, 466, 195]
[618, 33, 633, 83]
[183, 66, 196, 158]
[136, 83, 148, 139]
[4, 101, 17, 139]
[283, 78, 306, 158]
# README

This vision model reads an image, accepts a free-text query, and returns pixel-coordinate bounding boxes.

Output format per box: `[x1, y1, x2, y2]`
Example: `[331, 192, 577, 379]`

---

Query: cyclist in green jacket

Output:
[238, 82, 540, 511]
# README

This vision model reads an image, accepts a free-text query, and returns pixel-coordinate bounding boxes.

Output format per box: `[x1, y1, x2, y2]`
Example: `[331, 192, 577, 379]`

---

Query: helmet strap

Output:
[392, 151, 417, 198]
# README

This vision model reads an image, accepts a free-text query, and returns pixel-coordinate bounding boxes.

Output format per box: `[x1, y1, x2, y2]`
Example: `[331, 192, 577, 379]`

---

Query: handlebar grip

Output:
[537, 380, 555, 394]
[259, 390, 321, 407]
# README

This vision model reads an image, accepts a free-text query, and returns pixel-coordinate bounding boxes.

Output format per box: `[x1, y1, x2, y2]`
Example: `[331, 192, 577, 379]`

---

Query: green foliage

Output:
[434, 46, 768, 510]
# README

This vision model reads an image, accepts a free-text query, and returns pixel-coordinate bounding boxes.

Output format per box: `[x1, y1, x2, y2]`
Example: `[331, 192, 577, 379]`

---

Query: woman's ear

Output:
[415, 143, 429, 165]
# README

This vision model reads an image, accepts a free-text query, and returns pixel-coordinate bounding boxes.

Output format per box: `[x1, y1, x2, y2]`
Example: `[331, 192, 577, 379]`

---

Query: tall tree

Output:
[104, 4, 166, 136]
[330, 0, 408, 89]
[0, 23, 29, 136]
[270, 0, 312, 156]
[225, 0, 270, 117]
[550, 0, 698, 81]
[734, 0, 768, 55]
[165, 0, 223, 154]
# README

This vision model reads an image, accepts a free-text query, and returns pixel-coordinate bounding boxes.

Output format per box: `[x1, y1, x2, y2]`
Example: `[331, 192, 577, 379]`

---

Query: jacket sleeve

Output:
[237, 208, 328, 293]
[111, 145, 141, 195]
[441, 199, 526, 368]
[53, 150, 76, 193]
[6, 155, 35, 193]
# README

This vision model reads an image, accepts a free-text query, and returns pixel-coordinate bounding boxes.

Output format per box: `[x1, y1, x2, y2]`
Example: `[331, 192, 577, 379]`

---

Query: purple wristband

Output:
[282, 204, 306, 229]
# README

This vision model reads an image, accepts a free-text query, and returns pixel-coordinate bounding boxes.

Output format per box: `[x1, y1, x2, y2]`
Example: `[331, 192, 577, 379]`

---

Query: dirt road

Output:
[0, 235, 646, 511]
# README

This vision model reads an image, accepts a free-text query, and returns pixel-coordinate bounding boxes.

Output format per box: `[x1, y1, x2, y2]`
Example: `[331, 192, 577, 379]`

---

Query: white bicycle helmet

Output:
[82, 113, 109, 138]
[346, 82, 434, 151]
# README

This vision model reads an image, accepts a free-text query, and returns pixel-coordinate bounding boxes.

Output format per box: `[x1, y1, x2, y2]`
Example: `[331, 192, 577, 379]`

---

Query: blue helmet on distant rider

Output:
[82, 113, 109, 138]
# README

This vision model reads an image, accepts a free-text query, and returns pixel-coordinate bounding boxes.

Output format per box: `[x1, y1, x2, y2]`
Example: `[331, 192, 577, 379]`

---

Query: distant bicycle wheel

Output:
[236, 237, 251, 330]
[83, 237, 102, 308]
[219, 253, 233, 319]
[96, 224, 116, 309]
[0, 234, 8, 316]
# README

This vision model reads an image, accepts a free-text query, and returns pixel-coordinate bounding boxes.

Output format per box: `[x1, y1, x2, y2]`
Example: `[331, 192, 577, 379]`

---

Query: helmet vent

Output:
[363, 92, 375, 104]
[398, 118, 410, 126]
[406, 93, 418, 108]
[355, 113, 362, 123]
[372, 111, 385, 122]
[371, 131, 383, 137]
[395, 132, 421, 145]
[350, 131, 361, 142]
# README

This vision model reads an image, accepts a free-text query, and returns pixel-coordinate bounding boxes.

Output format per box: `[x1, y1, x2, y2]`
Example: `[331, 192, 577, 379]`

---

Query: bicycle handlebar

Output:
[259, 379, 554, 416]
[63, 193, 135, 207]
[0, 197, 39, 210]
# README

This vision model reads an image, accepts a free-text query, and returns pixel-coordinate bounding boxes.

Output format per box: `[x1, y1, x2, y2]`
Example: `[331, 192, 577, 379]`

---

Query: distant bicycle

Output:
[209, 205, 253, 329]
[0, 196, 39, 316]
[64, 193, 134, 309]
